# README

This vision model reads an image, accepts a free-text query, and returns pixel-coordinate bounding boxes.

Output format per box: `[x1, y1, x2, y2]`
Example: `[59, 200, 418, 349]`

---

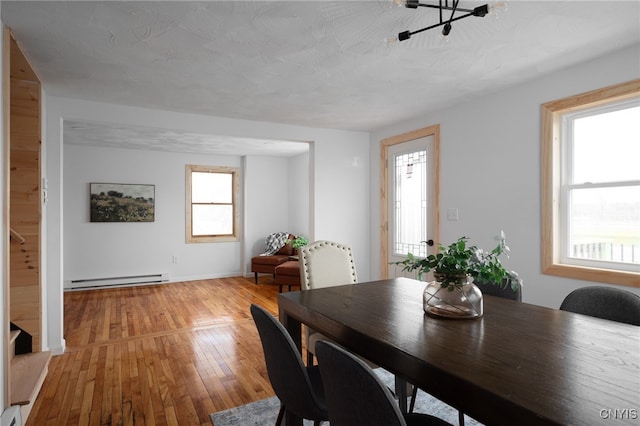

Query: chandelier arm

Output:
[447, 0, 461, 25]
[404, 10, 474, 39]
[415, 2, 477, 14]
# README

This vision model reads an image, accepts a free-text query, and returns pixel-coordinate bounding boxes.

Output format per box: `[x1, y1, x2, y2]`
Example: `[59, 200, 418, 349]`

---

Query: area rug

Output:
[210, 369, 482, 425]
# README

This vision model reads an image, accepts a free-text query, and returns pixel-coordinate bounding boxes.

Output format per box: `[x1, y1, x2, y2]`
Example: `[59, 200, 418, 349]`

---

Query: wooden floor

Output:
[26, 276, 286, 426]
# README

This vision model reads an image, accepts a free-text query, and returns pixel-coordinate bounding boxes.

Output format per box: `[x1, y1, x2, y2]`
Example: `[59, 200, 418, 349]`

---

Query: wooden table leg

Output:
[395, 376, 408, 414]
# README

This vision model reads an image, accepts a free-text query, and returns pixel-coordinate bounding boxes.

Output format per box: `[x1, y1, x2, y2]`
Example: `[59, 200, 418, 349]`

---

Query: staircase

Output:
[9, 328, 51, 424]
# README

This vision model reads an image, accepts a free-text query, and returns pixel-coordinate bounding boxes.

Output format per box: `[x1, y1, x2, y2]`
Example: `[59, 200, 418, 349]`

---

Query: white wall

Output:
[64, 144, 249, 285]
[288, 151, 310, 239]
[243, 155, 291, 275]
[314, 141, 370, 273]
[44, 96, 370, 352]
[370, 44, 640, 308]
[242, 151, 310, 276]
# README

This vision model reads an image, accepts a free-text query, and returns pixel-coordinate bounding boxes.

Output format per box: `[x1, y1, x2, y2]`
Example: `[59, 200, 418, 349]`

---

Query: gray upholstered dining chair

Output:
[559, 286, 640, 326]
[315, 340, 453, 426]
[475, 279, 522, 302]
[250, 304, 328, 426]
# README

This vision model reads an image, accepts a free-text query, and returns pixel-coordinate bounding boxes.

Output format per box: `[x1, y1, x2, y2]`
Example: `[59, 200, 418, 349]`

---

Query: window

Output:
[186, 164, 241, 243]
[542, 80, 640, 287]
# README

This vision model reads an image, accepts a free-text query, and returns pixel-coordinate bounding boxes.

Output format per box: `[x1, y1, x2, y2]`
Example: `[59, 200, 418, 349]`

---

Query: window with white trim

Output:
[186, 165, 241, 243]
[542, 80, 640, 287]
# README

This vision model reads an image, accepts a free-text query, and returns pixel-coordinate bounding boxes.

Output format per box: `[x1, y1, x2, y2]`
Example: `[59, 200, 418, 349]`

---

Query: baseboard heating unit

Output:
[65, 273, 170, 290]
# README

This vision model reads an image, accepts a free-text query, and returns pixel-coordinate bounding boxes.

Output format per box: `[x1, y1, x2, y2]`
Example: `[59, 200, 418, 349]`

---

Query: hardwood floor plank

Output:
[164, 405, 179, 426]
[28, 276, 284, 425]
[54, 352, 82, 425]
[68, 361, 88, 423]
[99, 345, 114, 424]
[121, 399, 133, 426]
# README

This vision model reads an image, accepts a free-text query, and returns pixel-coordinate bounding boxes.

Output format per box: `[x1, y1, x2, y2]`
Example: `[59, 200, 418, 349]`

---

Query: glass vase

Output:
[423, 273, 483, 319]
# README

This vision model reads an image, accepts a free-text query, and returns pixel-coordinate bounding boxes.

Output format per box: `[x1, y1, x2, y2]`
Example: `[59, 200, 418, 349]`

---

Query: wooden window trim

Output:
[186, 164, 241, 243]
[541, 79, 640, 287]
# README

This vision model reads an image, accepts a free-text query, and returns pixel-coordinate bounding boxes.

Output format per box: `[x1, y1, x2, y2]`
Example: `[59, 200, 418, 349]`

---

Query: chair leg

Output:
[275, 403, 285, 426]
[254, 272, 258, 284]
[409, 385, 418, 413]
[458, 410, 465, 426]
[313, 422, 322, 426]
[278, 285, 283, 293]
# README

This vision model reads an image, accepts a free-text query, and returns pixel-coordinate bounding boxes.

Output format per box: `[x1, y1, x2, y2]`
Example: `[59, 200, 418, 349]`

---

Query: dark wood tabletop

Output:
[278, 277, 640, 426]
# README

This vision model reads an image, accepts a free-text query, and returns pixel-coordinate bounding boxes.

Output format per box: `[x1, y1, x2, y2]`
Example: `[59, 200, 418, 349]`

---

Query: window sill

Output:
[187, 235, 239, 244]
[543, 263, 640, 288]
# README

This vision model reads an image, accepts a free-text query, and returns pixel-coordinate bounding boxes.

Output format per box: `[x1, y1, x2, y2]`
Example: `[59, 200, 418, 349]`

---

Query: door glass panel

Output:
[394, 149, 428, 257]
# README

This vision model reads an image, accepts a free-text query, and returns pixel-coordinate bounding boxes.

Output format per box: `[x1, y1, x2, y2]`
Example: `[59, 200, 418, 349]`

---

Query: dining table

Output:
[278, 277, 640, 426]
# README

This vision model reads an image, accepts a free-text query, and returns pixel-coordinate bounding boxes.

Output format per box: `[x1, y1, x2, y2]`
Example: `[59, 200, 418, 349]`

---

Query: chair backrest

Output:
[475, 279, 522, 302]
[559, 286, 640, 326]
[249, 304, 327, 420]
[299, 240, 357, 291]
[315, 340, 406, 426]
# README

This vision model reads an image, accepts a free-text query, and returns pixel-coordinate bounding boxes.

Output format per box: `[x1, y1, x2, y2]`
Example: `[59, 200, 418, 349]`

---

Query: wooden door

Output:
[380, 125, 440, 279]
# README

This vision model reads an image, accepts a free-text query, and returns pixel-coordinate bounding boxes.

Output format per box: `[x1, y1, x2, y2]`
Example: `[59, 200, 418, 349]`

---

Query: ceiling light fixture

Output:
[393, 0, 500, 42]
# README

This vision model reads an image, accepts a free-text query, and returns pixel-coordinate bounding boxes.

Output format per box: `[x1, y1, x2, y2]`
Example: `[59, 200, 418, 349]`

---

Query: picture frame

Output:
[90, 183, 155, 222]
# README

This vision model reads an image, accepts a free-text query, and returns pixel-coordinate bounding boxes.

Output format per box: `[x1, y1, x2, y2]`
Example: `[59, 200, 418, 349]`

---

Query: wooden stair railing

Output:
[9, 227, 25, 244]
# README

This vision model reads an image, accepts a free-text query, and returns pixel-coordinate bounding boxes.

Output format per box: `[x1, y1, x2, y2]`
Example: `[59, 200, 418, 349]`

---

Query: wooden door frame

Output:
[380, 125, 440, 278]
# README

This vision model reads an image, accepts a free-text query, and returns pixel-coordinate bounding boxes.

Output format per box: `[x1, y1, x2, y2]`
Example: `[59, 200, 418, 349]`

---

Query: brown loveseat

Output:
[251, 236, 292, 281]
[274, 260, 301, 292]
[251, 233, 302, 292]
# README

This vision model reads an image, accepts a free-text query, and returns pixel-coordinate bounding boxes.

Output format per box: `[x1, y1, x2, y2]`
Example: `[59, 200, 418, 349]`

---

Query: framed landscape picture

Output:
[90, 183, 155, 222]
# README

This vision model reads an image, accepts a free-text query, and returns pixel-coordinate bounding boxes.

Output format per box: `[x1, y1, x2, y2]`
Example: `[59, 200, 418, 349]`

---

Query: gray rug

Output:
[211, 369, 482, 425]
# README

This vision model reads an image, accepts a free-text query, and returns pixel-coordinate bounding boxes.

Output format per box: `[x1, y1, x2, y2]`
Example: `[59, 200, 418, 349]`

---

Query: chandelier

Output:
[393, 0, 503, 42]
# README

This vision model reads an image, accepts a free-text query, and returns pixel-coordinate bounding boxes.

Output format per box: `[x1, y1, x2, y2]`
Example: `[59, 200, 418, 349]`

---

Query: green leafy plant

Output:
[393, 232, 521, 290]
[288, 236, 308, 249]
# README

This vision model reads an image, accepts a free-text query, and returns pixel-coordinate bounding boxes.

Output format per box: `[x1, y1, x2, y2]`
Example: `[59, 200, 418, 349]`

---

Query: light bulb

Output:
[489, 1, 508, 17]
[385, 36, 400, 45]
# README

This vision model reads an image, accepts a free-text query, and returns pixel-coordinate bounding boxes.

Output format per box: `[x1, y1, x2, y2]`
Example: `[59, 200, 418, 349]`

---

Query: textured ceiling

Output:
[64, 120, 310, 156]
[2, 1, 640, 154]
